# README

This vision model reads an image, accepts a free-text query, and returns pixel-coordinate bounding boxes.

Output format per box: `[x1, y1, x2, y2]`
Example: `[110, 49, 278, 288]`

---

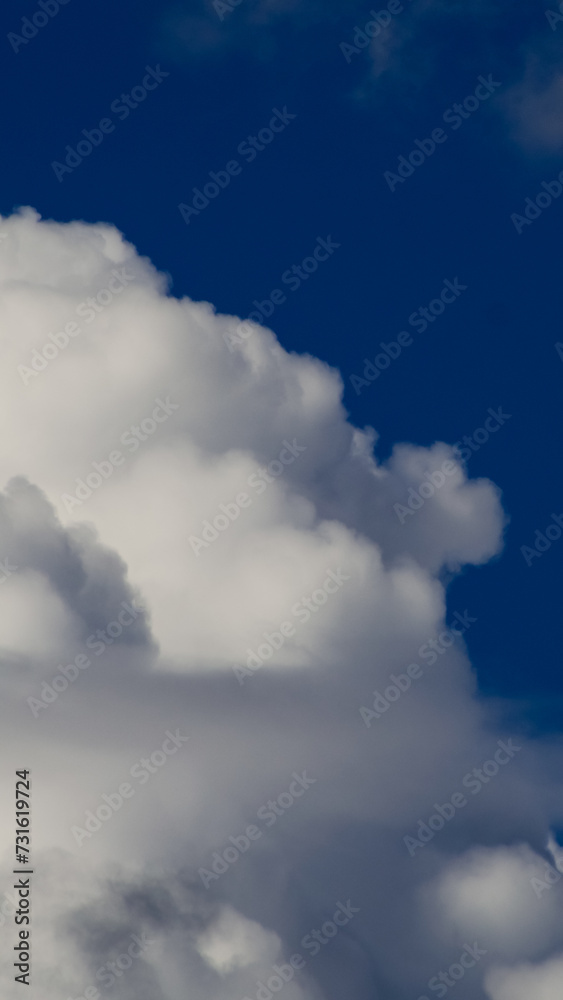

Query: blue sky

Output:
[5, 0, 560, 714]
[2, 2, 563, 997]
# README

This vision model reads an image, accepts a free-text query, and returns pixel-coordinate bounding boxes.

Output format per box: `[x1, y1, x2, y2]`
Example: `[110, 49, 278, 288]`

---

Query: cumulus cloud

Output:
[485, 955, 563, 1000]
[0, 208, 562, 998]
[425, 843, 563, 962]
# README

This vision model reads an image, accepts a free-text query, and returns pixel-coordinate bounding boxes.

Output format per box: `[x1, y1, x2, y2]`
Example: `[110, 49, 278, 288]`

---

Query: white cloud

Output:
[0, 208, 505, 668]
[427, 844, 563, 962]
[196, 905, 280, 972]
[485, 955, 563, 1000]
[0, 208, 560, 999]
